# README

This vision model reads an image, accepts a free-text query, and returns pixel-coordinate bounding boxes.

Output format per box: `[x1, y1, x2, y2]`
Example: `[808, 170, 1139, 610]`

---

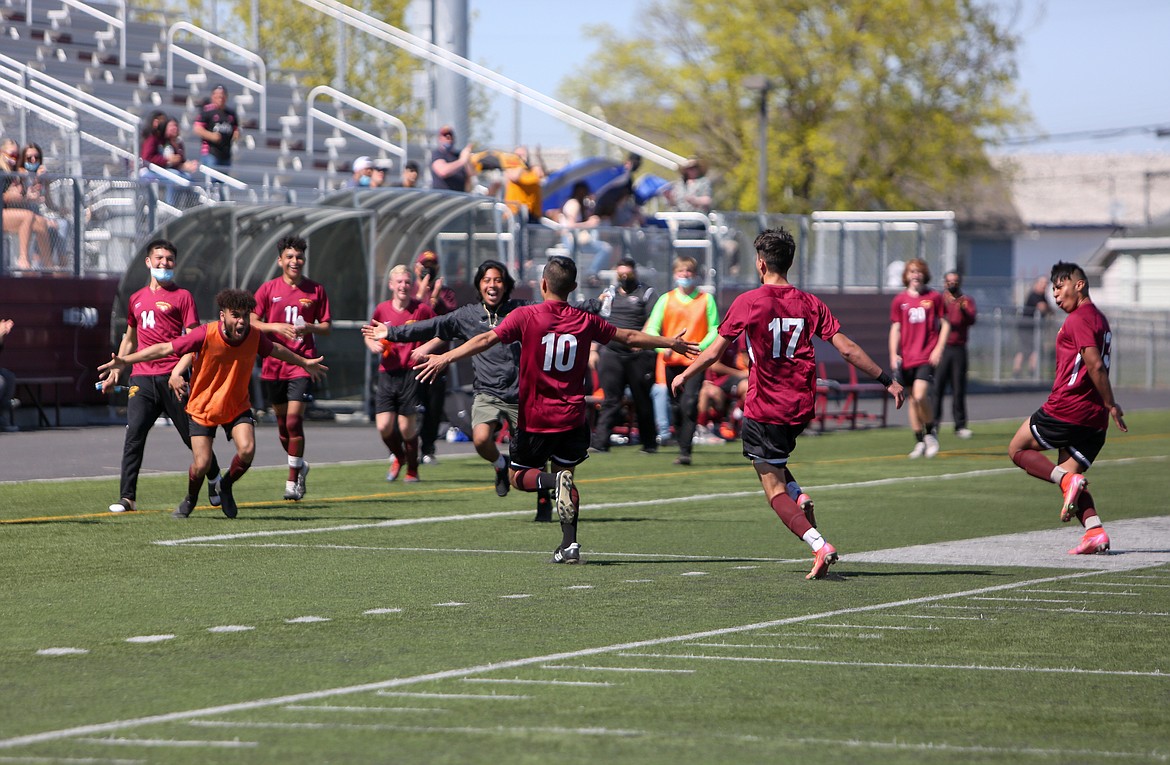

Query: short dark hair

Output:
[404, 160, 419, 172]
[474, 259, 515, 303]
[216, 288, 256, 314]
[543, 256, 577, 297]
[144, 238, 177, 258]
[618, 255, 637, 270]
[1051, 261, 1086, 285]
[278, 236, 307, 255]
[753, 228, 796, 275]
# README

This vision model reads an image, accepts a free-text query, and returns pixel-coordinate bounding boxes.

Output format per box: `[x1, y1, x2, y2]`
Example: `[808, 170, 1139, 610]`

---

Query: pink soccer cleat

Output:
[806, 542, 838, 580]
[1060, 473, 1087, 522]
[1068, 528, 1110, 555]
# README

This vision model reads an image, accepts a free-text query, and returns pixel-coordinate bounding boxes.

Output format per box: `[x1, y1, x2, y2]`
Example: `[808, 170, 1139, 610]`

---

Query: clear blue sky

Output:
[468, 0, 1170, 157]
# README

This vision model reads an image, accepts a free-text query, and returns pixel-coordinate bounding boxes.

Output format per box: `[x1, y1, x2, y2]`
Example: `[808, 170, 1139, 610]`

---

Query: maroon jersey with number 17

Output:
[492, 301, 616, 433]
[719, 284, 841, 426]
[1042, 301, 1113, 430]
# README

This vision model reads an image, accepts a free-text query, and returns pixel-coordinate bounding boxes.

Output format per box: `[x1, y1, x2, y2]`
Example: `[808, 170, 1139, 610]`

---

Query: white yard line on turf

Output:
[76, 737, 257, 748]
[0, 567, 1144, 750]
[188, 720, 645, 737]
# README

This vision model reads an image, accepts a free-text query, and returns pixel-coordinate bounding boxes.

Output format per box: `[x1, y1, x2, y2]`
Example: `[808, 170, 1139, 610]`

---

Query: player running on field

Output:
[100, 289, 327, 519]
[1007, 261, 1127, 555]
[251, 236, 332, 501]
[671, 228, 904, 579]
[413, 255, 699, 564]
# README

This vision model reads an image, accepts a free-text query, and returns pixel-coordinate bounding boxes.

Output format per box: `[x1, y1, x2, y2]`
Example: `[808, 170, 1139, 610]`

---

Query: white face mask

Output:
[675, 276, 694, 291]
[150, 267, 174, 283]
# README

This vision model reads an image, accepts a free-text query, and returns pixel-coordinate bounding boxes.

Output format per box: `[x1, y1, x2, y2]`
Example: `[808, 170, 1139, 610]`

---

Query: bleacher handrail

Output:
[293, 0, 686, 172]
[24, 0, 127, 69]
[166, 21, 267, 132]
[305, 85, 407, 171]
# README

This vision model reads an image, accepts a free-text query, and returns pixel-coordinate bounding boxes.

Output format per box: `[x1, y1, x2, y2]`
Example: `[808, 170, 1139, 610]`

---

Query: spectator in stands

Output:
[503, 146, 544, 223]
[141, 116, 200, 206]
[1013, 275, 1052, 379]
[398, 160, 420, 188]
[370, 158, 393, 188]
[1, 137, 52, 272]
[0, 317, 16, 431]
[561, 181, 611, 281]
[346, 156, 374, 189]
[193, 84, 240, 191]
[431, 125, 473, 192]
[413, 250, 458, 465]
[17, 142, 70, 269]
[665, 157, 713, 216]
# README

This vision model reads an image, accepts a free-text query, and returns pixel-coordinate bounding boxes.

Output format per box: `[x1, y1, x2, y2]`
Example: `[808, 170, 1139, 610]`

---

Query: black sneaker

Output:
[172, 495, 195, 519]
[550, 542, 581, 564]
[533, 492, 552, 522]
[208, 475, 222, 507]
[674, 454, 692, 466]
[495, 462, 510, 497]
[218, 476, 238, 518]
[554, 471, 577, 524]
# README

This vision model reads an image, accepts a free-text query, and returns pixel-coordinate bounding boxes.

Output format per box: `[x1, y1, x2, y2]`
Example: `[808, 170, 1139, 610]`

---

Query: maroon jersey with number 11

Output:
[492, 301, 616, 433]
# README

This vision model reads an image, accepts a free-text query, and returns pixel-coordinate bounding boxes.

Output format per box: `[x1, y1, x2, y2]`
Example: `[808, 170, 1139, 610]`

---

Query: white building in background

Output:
[993, 152, 1170, 309]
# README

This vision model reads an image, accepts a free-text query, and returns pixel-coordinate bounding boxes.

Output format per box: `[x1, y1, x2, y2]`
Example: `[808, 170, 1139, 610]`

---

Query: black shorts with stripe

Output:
[740, 417, 806, 465]
[1028, 408, 1107, 469]
[510, 424, 591, 471]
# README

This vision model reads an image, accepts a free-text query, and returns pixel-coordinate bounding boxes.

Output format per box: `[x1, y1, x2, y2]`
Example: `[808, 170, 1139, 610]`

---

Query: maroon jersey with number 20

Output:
[492, 301, 617, 433]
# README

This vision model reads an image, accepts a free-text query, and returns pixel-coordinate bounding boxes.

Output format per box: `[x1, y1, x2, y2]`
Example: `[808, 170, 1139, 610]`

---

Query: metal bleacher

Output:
[0, 0, 407, 196]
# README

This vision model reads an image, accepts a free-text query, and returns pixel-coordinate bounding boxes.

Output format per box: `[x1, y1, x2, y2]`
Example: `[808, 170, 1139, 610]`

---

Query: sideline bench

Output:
[814, 365, 889, 432]
[15, 376, 73, 427]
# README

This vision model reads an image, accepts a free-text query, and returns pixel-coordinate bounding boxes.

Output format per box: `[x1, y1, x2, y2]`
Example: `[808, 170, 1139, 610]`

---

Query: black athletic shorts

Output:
[375, 370, 422, 415]
[262, 377, 312, 406]
[741, 416, 806, 464]
[189, 410, 255, 441]
[897, 363, 935, 385]
[1028, 408, 1107, 469]
[510, 424, 591, 471]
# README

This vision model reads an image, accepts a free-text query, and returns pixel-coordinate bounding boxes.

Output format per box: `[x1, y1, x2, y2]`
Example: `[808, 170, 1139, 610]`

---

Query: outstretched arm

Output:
[613, 327, 700, 357]
[414, 329, 501, 383]
[669, 335, 730, 398]
[269, 344, 328, 382]
[97, 341, 177, 390]
[832, 332, 905, 408]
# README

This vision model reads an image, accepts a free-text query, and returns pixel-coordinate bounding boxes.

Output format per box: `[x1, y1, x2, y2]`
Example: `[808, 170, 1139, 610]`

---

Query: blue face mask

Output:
[24, 161, 40, 172]
[675, 276, 694, 291]
[150, 267, 174, 283]
[358, 175, 371, 187]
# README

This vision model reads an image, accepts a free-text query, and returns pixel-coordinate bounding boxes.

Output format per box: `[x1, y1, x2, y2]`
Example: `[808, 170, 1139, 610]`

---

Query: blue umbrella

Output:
[541, 157, 625, 216]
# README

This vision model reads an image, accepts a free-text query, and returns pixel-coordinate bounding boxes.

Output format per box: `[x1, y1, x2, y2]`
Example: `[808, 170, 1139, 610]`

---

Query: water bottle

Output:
[96, 382, 128, 393]
[293, 315, 306, 345]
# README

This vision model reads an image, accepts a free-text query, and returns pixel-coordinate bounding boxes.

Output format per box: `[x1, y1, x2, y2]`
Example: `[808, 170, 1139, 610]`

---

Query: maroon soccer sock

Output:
[512, 468, 557, 493]
[1074, 490, 1099, 526]
[770, 493, 812, 538]
[381, 430, 404, 462]
[1011, 449, 1057, 482]
[186, 466, 205, 501]
[403, 436, 419, 473]
[227, 454, 251, 483]
[276, 415, 290, 454]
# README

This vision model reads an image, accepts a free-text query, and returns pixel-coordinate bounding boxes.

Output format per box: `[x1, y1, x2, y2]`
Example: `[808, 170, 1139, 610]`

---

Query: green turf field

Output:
[2, 412, 1169, 763]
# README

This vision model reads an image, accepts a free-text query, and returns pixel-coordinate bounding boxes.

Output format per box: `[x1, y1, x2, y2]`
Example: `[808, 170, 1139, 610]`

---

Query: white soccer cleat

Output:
[923, 433, 940, 458]
[908, 442, 926, 459]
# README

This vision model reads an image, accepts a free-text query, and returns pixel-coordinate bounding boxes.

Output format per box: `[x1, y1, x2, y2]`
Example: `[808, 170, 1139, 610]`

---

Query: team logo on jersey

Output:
[154, 301, 174, 313]
[299, 298, 315, 310]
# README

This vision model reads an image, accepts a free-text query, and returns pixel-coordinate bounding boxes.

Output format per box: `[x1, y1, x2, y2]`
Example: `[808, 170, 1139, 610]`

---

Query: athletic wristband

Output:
[876, 372, 894, 387]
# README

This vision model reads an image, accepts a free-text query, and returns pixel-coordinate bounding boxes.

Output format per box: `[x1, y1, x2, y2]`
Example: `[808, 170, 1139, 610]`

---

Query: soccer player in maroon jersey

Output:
[364, 265, 436, 483]
[103, 239, 221, 513]
[672, 229, 905, 580]
[1008, 262, 1127, 555]
[889, 258, 950, 459]
[414, 255, 699, 564]
[251, 236, 332, 500]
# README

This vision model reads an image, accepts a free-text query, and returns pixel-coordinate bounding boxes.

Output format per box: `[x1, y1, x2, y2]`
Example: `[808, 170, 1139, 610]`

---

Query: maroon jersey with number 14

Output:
[492, 301, 617, 433]
[127, 283, 199, 376]
[1042, 301, 1113, 430]
[719, 284, 842, 426]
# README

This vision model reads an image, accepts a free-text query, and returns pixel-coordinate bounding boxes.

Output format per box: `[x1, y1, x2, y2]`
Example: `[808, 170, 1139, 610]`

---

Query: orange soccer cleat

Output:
[806, 542, 838, 580]
[1060, 473, 1087, 523]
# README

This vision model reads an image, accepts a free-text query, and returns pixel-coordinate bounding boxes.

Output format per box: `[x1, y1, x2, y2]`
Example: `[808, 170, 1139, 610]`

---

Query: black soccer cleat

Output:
[495, 461, 510, 497]
[172, 495, 195, 519]
[550, 542, 581, 564]
[207, 474, 222, 507]
[218, 476, 238, 519]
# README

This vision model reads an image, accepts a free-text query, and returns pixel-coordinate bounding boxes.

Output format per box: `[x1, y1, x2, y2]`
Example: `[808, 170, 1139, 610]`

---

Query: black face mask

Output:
[619, 277, 638, 292]
[947, 285, 960, 295]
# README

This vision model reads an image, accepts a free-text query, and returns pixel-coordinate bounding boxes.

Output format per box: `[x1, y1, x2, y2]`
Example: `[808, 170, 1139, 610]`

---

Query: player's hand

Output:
[1110, 403, 1127, 432]
[886, 380, 906, 409]
[272, 322, 298, 341]
[361, 320, 389, 342]
[929, 350, 942, 367]
[167, 373, 188, 400]
[305, 357, 328, 382]
[97, 353, 127, 383]
[414, 353, 449, 384]
[670, 331, 700, 358]
[670, 373, 687, 398]
[408, 346, 430, 365]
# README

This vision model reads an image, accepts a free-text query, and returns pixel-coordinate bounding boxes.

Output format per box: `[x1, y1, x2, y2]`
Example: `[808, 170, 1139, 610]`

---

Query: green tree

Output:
[560, 0, 1025, 214]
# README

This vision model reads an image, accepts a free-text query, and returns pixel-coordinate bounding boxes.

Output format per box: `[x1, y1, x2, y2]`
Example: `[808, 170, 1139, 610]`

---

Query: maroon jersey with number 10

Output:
[492, 301, 616, 433]
[719, 284, 842, 426]
[1042, 301, 1113, 430]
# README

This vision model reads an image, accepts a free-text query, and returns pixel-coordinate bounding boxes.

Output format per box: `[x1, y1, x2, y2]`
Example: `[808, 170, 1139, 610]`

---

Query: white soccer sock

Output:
[803, 529, 825, 551]
[493, 455, 507, 470]
[1050, 466, 1068, 485]
[289, 456, 304, 469]
[1085, 517, 1103, 531]
[786, 480, 802, 502]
